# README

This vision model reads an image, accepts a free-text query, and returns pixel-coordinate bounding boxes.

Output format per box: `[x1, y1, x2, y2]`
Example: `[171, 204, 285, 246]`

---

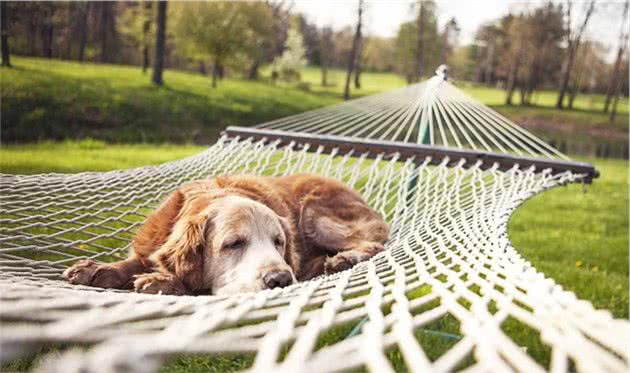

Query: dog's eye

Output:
[223, 238, 246, 250]
[274, 236, 284, 247]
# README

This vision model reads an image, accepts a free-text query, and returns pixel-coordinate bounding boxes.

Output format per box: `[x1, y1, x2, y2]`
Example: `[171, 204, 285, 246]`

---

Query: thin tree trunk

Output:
[151, 0, 166, 86]
[211, 61, 219, 88]
[1, 2, 11, 67]
[354, 38, 362, 89]
[555, 47, 576, 108]
[415, 1, 424, 82]
[321, 63, 327, 86]
[505, 59, 520, 105]
[142, 1, 152, 73]
[483, 41, 494, 84]
[604, 0, 629, 112]
[344, 0, 363, 100]
[41, 5, 54, 58]
[556, 1, 595, 109]
[354, 59, 361, 89]
[247, 60, 260, 80]
[99, 2, 109, 63]
[610, 89, 621, 122]
[78, 2, 89, 62]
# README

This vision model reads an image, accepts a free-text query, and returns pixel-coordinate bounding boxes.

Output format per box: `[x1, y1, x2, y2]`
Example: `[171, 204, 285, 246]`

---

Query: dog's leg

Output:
[324, 240, 385, 274]
[133, 272, 190, 295]
[63, 256, 150, 289]
[302, 204, 389, 275]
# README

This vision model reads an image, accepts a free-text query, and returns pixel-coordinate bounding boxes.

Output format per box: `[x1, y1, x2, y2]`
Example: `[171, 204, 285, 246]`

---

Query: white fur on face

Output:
[203, 196, 294, 295]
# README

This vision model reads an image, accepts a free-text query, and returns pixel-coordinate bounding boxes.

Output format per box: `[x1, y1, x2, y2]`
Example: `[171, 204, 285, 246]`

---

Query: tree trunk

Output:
[505, 59, 520, 105]
[1, 2, 11, 67]
[142, 1, 152, 73]
[555, 47, 576, 109]
[321, 63, 327, 86]
[217, 64, 224, 80]
[604, 1, 629, 112]
[211, 61, 219, 88]
[556, 1, 595, 109]
[610, 89, 621, 122]
[247, 60, 260, 80]
[99, 2, 110, 63]
[344, 0, 363, 100]
[78, 3, 89, 62]
[354, 58, 361, 89]
[483, 42, 495, 84]
[41, 5, 54, 58]
[151, 0, 166, 86]
[415, 2, 424, 82]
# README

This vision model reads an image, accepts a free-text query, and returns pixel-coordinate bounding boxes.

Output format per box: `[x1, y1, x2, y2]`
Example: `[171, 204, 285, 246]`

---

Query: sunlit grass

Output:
[2, 57, 627, 146]
[1, 143, 627, 371]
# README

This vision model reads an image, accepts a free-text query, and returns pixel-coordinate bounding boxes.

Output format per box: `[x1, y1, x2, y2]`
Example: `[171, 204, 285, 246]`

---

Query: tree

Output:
[319, 26, 333, 86]
[604, 0, 629, 113]
[353, 35, 363, 89]
[415, 1, 425, 81]
[555, 0, 596, 109]
[142, 1, 152, 73]
[151, 0, 166, 86]
[394, 3, 440, 83]
[440, 17, 460, 63]
[172, 2, 263, 87]
[272, 19, 307, 81]
[503, 14, 527, 105]
[241, 3, 274, 80]
[1, 1, 11, 67]
[344, 0, 363, 100]
[77, 2, 90, 62]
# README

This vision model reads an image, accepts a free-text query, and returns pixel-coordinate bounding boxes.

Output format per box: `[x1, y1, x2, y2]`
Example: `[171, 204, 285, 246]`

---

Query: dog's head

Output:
[136, 187, 295, 295]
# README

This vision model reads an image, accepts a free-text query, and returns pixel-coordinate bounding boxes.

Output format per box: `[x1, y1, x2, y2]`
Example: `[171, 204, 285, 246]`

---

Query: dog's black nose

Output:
[263, 270, 293, 289]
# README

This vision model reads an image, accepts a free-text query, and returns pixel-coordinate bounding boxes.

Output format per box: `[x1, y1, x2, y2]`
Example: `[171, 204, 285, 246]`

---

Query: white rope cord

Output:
[0, 79, 627, 373]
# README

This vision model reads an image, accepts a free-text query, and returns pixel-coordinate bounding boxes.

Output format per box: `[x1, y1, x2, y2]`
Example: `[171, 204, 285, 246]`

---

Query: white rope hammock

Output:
[0, 74, 627, 373]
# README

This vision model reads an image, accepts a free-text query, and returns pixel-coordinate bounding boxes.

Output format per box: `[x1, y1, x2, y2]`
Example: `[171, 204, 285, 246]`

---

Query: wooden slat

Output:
[224, 126, 599, 183]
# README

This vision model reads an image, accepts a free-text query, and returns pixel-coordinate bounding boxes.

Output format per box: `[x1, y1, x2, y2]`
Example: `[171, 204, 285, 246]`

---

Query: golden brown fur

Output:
[63, 174, 389, 295]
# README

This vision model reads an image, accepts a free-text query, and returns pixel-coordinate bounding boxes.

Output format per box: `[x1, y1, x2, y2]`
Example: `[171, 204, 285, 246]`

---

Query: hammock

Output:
[0, 73, 626, 373]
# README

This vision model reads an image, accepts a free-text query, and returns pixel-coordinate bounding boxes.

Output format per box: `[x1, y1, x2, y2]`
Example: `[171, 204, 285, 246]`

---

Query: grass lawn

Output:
[1, 57, 627, 371]
[2, 57, 627, 146]
[1, 143, 627, 371]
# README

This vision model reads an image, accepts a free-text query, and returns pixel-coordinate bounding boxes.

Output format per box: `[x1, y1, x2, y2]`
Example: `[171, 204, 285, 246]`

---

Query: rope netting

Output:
[0, 76, 627, 373]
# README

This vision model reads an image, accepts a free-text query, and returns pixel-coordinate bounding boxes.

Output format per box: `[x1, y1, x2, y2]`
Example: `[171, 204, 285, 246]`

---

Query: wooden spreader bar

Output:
[224, 126, 599, 183]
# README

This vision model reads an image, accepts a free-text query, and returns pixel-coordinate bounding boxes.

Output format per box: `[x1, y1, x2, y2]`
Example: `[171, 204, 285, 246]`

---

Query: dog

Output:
[63, 174, 389, 296]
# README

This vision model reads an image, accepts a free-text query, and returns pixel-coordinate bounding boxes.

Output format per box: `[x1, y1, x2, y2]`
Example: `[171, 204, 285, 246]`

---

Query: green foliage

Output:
[272, 20, 307, 81]
[170, 2, 273, 79]
[394, 1, 443, 81]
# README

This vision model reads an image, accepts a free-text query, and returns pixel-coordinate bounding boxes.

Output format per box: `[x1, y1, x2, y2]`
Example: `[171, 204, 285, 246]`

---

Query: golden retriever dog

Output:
[63, 174, 389, 296]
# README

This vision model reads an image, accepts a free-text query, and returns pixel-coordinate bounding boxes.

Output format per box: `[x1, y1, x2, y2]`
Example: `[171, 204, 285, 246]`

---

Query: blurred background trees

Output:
[1, 0, 627, 107]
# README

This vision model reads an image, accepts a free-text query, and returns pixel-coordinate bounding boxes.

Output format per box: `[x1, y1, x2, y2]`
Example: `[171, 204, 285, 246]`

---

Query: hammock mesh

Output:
[1, 76, 627, 373]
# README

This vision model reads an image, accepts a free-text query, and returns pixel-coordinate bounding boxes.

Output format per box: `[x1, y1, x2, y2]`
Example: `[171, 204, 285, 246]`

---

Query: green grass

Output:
[1, 57, 339, 143]
[509, 157, 629, 319]
[2, 57, 627, 146]
[0, 139, 205, 174]
[1, 144, 627, 371]
[1, 56, 627, 371]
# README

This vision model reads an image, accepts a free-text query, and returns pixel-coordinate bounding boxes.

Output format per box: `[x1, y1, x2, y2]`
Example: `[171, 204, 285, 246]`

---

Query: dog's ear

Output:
[278, 215, 299, 274]
[133, 189, 185, 258]
[155, 212, 210, 291]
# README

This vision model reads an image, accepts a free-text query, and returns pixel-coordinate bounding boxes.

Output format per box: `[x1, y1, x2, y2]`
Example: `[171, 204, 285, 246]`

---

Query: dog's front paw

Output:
[63, 259, 127, 288]
[133, 273, 188, 296]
